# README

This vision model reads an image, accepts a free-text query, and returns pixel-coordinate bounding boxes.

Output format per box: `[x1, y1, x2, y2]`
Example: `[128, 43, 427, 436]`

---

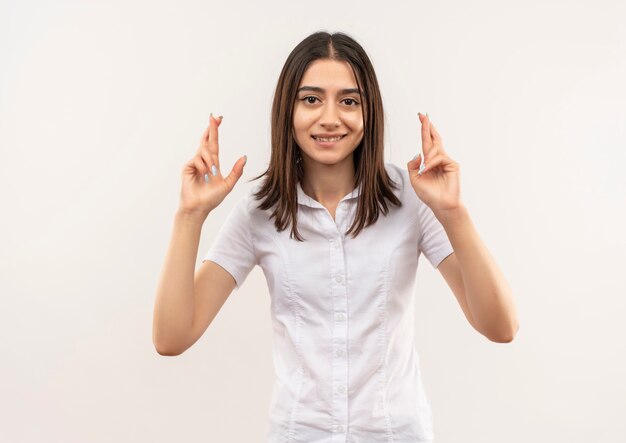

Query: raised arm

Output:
[152, 114, 247, 355]
[408, 112, 518, 343]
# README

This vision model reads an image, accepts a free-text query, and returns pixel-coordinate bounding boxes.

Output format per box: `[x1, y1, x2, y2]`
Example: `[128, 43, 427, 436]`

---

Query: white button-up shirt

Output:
[203, 162, 454, 442]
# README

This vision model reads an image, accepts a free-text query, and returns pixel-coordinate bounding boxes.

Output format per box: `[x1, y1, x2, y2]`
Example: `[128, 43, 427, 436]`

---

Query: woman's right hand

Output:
[179, 114, 247, 217]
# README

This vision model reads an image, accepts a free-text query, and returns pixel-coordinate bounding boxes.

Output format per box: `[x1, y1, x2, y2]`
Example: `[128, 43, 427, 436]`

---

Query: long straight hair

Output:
[249, 31, 402, 241]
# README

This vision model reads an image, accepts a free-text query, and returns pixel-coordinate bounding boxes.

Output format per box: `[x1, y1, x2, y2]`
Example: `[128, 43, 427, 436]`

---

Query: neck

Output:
[300, 155, 356, 206]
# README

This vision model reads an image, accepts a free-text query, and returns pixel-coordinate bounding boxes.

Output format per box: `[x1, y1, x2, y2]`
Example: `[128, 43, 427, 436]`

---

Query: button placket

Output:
[329, 234, 348, 438]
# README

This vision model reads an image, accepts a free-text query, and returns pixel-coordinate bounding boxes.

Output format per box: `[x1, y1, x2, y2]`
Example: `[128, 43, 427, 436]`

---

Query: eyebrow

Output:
[297, 86, 362, 95]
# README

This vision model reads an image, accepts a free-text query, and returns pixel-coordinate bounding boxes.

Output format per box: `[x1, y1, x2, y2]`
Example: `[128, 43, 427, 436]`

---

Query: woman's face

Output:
[292, 58, 364, 167]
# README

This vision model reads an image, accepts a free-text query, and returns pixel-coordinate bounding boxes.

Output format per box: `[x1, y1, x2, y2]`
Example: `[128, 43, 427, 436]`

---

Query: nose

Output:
[319, 101, 341, 128]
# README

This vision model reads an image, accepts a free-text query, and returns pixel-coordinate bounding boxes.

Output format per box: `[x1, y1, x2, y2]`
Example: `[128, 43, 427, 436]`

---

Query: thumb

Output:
[223, 155, 247, 191]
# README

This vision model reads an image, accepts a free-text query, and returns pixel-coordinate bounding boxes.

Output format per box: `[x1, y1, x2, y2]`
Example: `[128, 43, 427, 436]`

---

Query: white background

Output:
[1, 0, 625, 441]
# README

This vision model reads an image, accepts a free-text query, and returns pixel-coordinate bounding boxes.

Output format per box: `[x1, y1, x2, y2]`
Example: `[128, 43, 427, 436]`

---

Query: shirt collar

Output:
[296, 181, 362, 208]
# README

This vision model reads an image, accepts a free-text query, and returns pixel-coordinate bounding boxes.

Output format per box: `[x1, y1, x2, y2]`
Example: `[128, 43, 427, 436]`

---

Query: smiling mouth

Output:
[312, 134, 347, 142]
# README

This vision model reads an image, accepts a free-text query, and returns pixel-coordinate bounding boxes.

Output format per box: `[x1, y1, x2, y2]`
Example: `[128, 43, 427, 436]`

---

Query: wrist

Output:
[433, 204, 469, 225]
[175, 208, 209, 223]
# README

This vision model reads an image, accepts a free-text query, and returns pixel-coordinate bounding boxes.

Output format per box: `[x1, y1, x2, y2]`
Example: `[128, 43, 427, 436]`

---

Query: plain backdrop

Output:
[1, 0, 625, 442]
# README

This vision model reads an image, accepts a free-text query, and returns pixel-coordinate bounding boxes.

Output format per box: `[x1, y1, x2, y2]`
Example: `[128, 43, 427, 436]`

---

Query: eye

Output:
[301, 96, 319, 104]
[342, 98, 359, 106]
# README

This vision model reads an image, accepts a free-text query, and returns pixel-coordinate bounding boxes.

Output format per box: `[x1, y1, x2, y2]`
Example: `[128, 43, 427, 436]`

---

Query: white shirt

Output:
[203, 162, 454, 443]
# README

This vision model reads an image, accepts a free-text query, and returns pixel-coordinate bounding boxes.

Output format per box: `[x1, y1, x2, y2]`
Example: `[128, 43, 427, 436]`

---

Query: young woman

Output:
[153, 31, 519, 443]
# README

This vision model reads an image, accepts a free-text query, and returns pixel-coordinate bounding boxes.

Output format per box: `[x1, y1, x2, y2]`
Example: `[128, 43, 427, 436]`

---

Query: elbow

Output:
[153, 334, 184, 356]
[155, 346, 182, 357]
[487, 322, 520, 344]
[154, 342, 183, 356]
[489, 334, 515, 344]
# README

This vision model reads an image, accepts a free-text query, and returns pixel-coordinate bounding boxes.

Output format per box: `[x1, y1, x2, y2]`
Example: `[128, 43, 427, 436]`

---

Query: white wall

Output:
[1, 0, 625, 441]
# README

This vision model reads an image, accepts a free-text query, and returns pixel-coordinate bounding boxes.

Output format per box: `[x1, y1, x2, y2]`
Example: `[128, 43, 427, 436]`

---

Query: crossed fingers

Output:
[199, 113, 223, 181]
[417, 112, 446, 175]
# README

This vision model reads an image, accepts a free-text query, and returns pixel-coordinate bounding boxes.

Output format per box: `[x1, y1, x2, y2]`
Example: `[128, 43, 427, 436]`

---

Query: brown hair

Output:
[249, 31, 402, 241]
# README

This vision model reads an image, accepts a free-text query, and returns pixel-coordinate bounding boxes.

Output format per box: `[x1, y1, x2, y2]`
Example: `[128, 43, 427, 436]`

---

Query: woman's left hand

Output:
[407, 113, 463, 214]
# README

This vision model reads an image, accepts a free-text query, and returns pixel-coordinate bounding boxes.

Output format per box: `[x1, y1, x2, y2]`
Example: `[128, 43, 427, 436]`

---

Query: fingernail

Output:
[243, 155, 247, 165]
[218, 115, 223, 120]
[204, 173, 209, 183]
[418, 163, 426, 175]
[212, 164, 218, 176]
[412, 153, 421, 161]
[426, 112, 429, 119]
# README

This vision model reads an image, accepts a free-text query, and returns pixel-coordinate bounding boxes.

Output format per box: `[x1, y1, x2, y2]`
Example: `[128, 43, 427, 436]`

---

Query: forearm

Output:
[153, 209, 208, 354]
[435, 205, 519, 342]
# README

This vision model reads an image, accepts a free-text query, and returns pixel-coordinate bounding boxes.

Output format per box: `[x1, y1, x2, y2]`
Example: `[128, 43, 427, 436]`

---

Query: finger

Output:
[198, 114, 223, 150]
[194, 156, 209, 177]
[408, 152, 424, 171]
[208, 114, 221, 175]
[196, 116, 213, 157]
[199, 149, 212, 176]
[222, 155, 247, 191]
[202, 120, 211, 142]
[417, 153, 439, 176]
[429, 119, 441, 143]
[418, 112, 434, 155]
[182, 156, 198, 176]
[417, 152, 453, 176]
[429, 120, 447, 155]
[421, 113, 446, 163]
[197, 115, 223, 176]
[208, 114, 220, 156]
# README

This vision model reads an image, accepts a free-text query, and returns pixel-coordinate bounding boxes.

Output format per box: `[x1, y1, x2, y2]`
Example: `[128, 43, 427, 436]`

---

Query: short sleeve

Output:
[416, 198, 454, 269]
[201, 192, 257, 290]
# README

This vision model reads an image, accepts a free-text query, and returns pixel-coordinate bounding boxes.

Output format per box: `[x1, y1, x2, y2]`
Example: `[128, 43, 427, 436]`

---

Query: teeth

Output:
[314, 135, 343, 142]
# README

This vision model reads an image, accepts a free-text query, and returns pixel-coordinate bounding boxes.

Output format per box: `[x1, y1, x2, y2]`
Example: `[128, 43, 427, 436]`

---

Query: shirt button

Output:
[336, 425, 345, 433]
[336, 349, 344, 357]
[335, 313, 345, 321]
[335, 274, 343, 283]
[337, 385, 346, 394]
